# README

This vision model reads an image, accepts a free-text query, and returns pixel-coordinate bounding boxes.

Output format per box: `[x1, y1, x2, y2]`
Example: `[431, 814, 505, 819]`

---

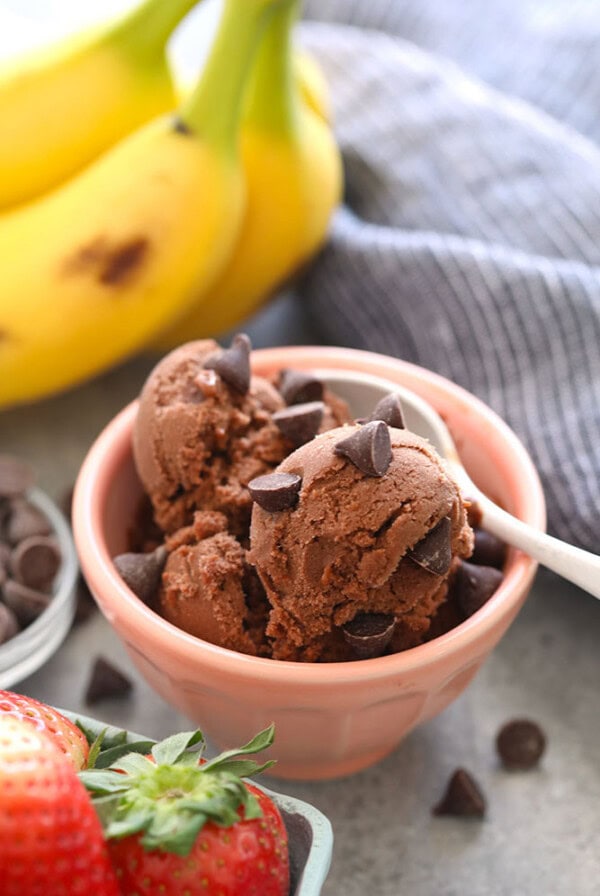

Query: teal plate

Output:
[63, 710, 333, 896]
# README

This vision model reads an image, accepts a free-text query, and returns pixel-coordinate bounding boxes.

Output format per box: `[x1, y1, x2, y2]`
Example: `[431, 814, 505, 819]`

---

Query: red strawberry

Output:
[0, 714, 120, 896]
[81, 724, 290, 896]
[0, 689, 89, 770]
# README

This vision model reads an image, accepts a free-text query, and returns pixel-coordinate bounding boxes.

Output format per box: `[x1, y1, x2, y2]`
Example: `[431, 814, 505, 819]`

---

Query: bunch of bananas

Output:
[0, 0, 342, 408]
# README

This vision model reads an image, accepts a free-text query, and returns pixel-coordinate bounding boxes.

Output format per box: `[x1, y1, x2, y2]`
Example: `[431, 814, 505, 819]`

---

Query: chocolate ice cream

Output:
[249, 422, 474, 661]
[133, 337, 289, 537]
[133, 338, 352, 538]
[158, 511, 269, 656]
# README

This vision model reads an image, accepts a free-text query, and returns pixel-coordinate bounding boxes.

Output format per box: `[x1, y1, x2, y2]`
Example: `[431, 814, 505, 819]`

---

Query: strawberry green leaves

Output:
[79, 724, 277, 857]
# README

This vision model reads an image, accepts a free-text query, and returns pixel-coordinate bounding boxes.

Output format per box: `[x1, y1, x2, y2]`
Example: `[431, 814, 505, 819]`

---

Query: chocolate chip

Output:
[433, 768, 486, 818]
[113, 545, 167, 605]
[248, 472, 302, 512]
[0, 455, 34, 498]
[334, 421, 392, 477]
[2, 579, 51, 625]
[85, 656, 133, 705]
[203, 333, 251, 394]
[10, 535, 61, 591]
[471, 529, 506, 569]
[5, 499, 51, 545]
[496, 719, 546, 770]
[408, 517, 452, 576]
[453, 560, 503, 618]
[0, 602, 20, 644]
[273, 401, 324, 447]
[368, 392, 405, 429]
[279, 369, 324, 405]
[342, 613, 396, 659]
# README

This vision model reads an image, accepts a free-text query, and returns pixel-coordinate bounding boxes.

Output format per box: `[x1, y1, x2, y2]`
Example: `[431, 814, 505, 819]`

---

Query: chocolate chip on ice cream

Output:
[334, 420, 392, 477]
[342, 613, 396, 659]
[248, 473, 302, 512]
[203, 333, 252, 395]
[471, 528, 507, 569]
[273, 401, 324, 447]
[278, 369, 324, 405]
[368, 392, 406, 429]
[454, 560, 504, 618]
[407, 517, 452, 577]
[113, 546, 167, 606]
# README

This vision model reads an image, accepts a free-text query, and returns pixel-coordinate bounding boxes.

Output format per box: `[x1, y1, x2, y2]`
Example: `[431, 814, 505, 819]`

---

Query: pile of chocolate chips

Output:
[0, 455, 62, 645]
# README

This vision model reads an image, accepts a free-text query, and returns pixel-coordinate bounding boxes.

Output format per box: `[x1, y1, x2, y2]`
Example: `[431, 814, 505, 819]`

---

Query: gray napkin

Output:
[298, 0, 600, 553]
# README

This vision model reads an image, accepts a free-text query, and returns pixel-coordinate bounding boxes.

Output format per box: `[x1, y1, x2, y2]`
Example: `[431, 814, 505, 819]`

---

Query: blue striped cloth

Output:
[298, 0, 600, 553]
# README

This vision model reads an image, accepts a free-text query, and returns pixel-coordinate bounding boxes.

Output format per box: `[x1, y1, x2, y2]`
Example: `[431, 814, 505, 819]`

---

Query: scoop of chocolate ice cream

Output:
[159, 526, 270, 656]
[133, 340, 289, 537]
[249, 424, 473, 661]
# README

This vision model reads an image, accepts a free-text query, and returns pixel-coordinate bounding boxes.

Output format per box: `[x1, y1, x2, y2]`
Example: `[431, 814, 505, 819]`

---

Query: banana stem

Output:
[110, 0, 201, 56]
[177, 0, 277, 153]
[245, 0, 299, 135]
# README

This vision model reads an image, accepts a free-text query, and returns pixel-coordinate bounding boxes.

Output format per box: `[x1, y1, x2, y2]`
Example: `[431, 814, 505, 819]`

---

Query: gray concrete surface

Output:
[1, 296, 598, 896]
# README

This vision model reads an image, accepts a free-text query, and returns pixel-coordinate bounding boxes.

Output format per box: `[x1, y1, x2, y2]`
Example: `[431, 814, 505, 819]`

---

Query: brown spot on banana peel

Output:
[62, 236, 150, 288]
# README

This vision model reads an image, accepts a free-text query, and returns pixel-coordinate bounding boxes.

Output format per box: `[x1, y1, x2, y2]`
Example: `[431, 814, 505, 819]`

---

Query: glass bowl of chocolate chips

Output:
[0, 455, 78, 688]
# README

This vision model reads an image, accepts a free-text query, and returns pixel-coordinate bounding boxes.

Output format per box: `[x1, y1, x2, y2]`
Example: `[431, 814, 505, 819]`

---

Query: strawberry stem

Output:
[177, 0, 279, 153]
[80, 725, 276, 857]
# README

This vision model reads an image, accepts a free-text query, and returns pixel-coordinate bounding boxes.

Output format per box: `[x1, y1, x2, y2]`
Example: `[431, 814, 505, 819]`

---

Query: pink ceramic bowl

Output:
[73, 347, 545, 780]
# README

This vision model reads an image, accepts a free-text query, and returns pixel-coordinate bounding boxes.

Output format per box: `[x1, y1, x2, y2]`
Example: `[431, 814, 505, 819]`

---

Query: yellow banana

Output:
[0, 0, 278, 408]
[156, 0, 342, 346]
[0, 0, 200, 210]
[294, 49, 331, 122]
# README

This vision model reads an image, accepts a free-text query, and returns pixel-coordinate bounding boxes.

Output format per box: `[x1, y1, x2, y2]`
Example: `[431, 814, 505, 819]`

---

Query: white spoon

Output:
[317, 368, 600, 600]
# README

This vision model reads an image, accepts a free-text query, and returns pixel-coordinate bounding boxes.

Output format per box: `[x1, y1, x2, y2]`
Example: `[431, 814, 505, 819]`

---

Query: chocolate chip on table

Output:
[342, 613, 396, 659]
[334, 421, 392, 477]
[368, 392, 406, 429]
[273, 401, 324, 447]
[408, 517, 452, 577]
[248, 472, 302, 512]
[471, 529, 507, 569]
[453, 560, 503, 618]
[496, 719, 546, 770]
[0, 603, 20, 644]
[5, 498, 52, 545]
[85, 656, 133, 705]
[278, 369, 324, 405]
[0, 455, 35, 498]
[10, 535, 62, 591]
[203, 332, 251, 395]
[2, 579, 52, 626]
[433, 768, 486, 818]
[113, 545, 167, 605]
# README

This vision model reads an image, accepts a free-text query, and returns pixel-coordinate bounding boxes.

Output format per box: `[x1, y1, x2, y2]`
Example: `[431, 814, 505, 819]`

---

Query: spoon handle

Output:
[470, 488, 600, 600]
